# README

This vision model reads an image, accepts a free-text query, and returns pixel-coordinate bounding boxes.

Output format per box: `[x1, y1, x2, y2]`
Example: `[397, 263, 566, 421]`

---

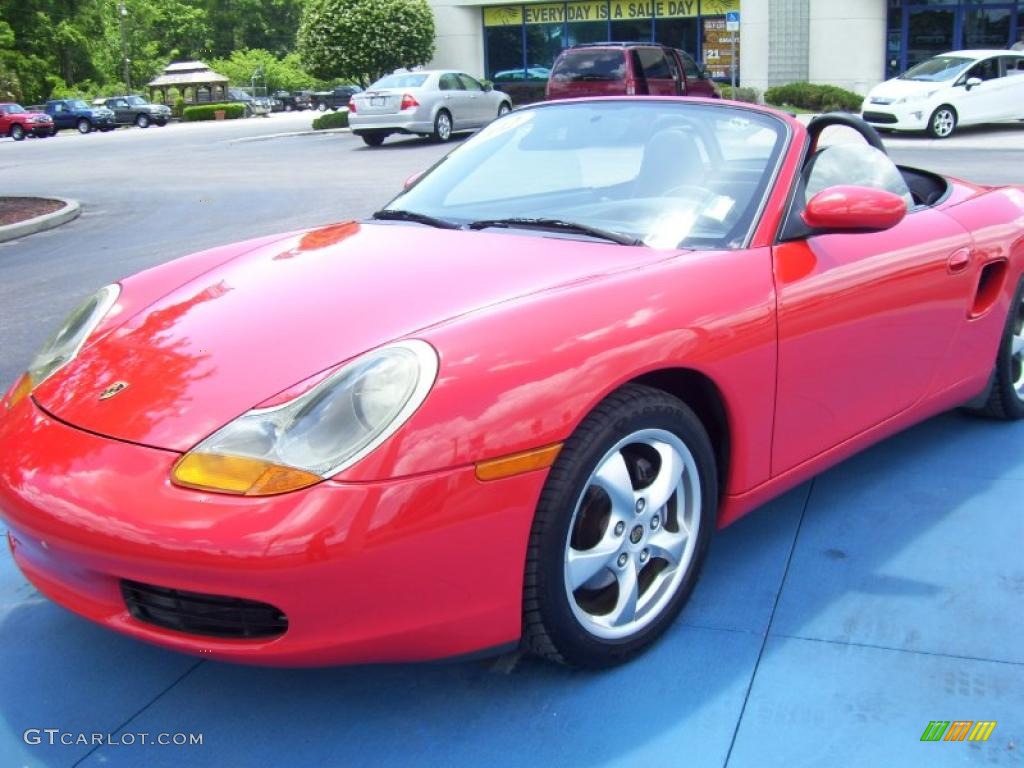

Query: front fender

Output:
[333, 246, 778, 497]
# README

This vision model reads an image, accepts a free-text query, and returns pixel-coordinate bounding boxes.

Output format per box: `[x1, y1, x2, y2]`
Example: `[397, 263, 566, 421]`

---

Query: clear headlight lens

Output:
[895, 90, 937, 105]
[5, 285, 120, 410]
[171, 340, 439, 496]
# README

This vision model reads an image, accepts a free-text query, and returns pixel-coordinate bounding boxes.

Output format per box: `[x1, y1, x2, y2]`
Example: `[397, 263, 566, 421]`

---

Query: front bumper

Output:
[861, 103, 931, 131]
[30, 123, 53, 136]
[0, 399, 544, 665]
[349, 111, 434, 135]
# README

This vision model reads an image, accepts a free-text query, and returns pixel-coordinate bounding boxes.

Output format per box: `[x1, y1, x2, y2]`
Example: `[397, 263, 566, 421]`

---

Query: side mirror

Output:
[802, 185, 906, 233]
[403, 171, 423, 190]
[483, 83, 493, 92]
[965, 76, 982, 90]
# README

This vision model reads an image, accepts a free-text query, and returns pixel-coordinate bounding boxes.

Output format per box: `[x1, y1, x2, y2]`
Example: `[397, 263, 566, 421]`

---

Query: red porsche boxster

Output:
[1, 99, 1022, 668]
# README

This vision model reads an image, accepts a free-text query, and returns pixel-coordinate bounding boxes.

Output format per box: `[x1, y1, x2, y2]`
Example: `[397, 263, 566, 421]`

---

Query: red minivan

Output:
[546, 42, 719, 101]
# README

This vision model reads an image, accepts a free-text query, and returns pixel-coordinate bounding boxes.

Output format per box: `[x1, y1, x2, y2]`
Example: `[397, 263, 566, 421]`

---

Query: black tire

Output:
[155, 119, 167, 127]
[317, 102, 327, 112]
[497, 101, 512, 118]
[77, 118, 92, 134]
[432, 109, 453, 143]
[285, 104, 293, 112]
[522, 384, 717, 668]
[10, 124, 24, 141]
[135, 113, 150, 129]
[975, 277, 1024, 420]
[927, 105, 957, 139]
[361, 133, 386, 147]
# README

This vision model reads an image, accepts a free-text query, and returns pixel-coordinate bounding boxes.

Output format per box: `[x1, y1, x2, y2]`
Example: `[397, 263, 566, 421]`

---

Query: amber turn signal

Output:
[475, 444, 563, 482]
[5, 372, 34, 411]
[171, 453, 322, 496]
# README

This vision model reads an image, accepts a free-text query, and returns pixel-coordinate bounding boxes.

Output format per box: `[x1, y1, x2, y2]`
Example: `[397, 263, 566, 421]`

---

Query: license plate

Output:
[371, 97, 384, 106]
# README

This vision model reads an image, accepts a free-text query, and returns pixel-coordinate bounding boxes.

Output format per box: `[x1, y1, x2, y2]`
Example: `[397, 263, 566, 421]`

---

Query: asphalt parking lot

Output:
[1, 111, 1023, 768]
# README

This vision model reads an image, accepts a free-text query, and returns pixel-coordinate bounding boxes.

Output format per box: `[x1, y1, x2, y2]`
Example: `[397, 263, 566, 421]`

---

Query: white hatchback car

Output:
[862, 49, 1024, 138]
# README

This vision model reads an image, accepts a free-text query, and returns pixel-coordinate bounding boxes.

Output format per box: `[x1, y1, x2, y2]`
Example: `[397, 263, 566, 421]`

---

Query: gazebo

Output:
[147, 61, 230, 106]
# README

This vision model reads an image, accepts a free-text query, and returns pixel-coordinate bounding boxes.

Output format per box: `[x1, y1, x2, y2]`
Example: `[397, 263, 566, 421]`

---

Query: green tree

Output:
[209, 48, 318, 92]
[298, 0, 434, 86]
[205, 0, 303, 58]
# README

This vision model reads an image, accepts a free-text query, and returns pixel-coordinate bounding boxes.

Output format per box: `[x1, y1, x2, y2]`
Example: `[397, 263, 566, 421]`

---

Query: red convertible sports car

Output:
[1, 99, 1022, 668]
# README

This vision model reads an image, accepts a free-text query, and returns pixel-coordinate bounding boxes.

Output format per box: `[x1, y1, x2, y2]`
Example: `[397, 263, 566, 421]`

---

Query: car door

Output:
[636, 47, 680, 96]
[770, 143, 975, 474]
[456, 73, 490, 125]
[992, 55, 1024, 120]
[0, 106, 10, 134]
[437, 73, 469, 127]
[678, 51, 716, 97]
[953, 56, 1002, 124]
[107, 99, 127, 124]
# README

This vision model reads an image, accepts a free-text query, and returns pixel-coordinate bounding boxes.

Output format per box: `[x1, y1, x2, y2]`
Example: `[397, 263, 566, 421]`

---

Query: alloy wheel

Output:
[563, 429, 700, 640]
[1012, 294, 1024, 400]
[932, 109, 955, 138]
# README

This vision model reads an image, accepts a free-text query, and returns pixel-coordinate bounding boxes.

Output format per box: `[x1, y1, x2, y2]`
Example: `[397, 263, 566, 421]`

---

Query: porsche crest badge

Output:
[99, 381, 129, 401]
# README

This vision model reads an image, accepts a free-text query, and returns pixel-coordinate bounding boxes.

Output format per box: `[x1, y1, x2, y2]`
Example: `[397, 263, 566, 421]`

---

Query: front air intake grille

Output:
[121, 580, 288, 639]
[862, 111, 898, 124]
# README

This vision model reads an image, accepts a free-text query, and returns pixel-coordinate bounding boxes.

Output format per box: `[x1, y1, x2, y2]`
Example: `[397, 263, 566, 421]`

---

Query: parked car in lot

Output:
[3, 102, 1023, 669]
[862, 49, 1024, 138]
[227, 88, 271, 117]
[349, 70, 511, 146]
[547, 42, 719, 100]
[101, 96, 171, 128]
[311, 84, 362, 111]
[0, 103, 55, 140]
[273, 90, 312, 111]
[45, 99, 116, 134]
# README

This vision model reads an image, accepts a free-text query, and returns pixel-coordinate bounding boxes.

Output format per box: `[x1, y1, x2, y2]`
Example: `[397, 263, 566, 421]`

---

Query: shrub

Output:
[719, 85, 759, 104]
[182, 103, 247, 121]
[298, 0, 435, 85]
[763, 82, 863, 113]
[312, 110, 349, 130]
[172, 98, 186, 118]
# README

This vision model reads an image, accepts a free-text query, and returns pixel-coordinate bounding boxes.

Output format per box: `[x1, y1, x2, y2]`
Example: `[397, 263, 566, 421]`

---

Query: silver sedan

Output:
[348, 70, 512, 147]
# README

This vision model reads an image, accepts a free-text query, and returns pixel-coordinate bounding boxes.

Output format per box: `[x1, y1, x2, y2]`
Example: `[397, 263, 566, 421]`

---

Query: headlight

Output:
[171, 340, 438, 496]
[895, 90, 937, 105]
[6, 285, 120, 410]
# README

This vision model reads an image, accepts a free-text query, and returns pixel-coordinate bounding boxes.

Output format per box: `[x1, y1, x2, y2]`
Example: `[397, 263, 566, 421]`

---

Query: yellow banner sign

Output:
[483, 6, 523, 26]
[484, 0, 729, 27]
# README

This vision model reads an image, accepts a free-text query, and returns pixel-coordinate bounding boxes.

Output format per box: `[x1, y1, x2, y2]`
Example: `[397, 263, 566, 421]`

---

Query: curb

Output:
[0, 198, 81, 244]
[229, 128, 350, 145]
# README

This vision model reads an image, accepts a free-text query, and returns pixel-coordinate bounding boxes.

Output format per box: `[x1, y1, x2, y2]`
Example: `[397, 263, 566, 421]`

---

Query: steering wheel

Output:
[806, 112, 887, 158]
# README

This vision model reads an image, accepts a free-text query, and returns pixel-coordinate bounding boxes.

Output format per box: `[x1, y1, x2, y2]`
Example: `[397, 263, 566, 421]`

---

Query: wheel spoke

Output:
[1012, 333, 1024, 359]
[592, 451, 636, 515]
[607, 560, 639, 627]
[566, 543, 618, 590]
[647, 528, 687, 569]
[645, 440, 684, 511]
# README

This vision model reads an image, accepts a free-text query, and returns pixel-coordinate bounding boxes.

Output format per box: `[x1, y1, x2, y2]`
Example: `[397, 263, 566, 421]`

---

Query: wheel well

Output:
[630, 368, 730, 496]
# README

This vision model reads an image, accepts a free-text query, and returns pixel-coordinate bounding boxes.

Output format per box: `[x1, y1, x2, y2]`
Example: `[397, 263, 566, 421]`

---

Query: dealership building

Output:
[425, 1, 1023, 94]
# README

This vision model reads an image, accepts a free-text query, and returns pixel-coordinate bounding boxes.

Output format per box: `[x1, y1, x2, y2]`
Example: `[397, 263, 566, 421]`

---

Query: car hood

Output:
[34, 222, 668, 452]
[866, 78, 950, 102]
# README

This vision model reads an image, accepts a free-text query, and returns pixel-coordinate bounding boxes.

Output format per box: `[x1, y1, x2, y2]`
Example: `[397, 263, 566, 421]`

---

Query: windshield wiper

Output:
[467, 217, 642, 246]
[371, 209, 460, 230]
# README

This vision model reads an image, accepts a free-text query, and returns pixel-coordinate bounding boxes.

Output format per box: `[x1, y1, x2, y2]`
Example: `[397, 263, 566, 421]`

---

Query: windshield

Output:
[387, 102, 787, 250]
[125, 96, 147, 105]
[370, 74, 428, 89]
[552, 51, 627, 82]
[899, 56, 972, 81]
[68, 100, 89, 109]
[1, 104, 25, 113]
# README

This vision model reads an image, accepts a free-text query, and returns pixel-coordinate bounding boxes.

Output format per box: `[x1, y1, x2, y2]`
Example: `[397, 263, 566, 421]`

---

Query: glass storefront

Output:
[888, 1, 1021, 78]
[483, 1, 740, 87]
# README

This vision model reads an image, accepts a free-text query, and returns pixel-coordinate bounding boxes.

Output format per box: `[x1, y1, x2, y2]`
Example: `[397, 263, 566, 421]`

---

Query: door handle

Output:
[947, 247, 971, 274]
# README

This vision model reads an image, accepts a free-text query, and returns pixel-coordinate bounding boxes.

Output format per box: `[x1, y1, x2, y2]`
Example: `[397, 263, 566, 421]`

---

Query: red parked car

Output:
[0, 103, 55, 141]
[546, 42, 719, 100]
[1, 99, 1023, 669]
